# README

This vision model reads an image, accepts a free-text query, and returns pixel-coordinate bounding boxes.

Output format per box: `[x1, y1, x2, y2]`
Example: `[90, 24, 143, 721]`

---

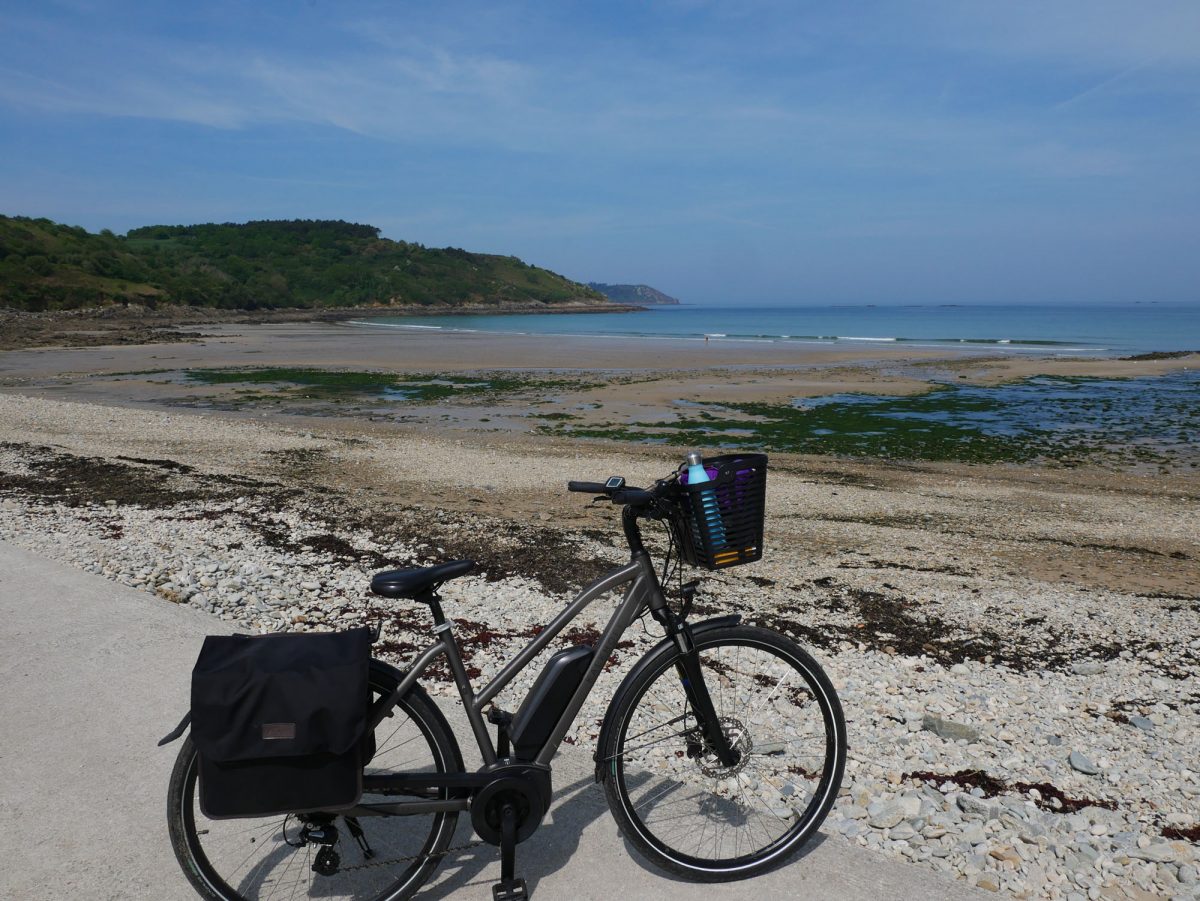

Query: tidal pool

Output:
[540, 371, 1200, 468]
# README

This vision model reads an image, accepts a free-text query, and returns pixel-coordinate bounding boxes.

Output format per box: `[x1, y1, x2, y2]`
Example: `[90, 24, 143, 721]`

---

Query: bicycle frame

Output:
[369, 549, 667, 774]
[348, 501, 740, 820]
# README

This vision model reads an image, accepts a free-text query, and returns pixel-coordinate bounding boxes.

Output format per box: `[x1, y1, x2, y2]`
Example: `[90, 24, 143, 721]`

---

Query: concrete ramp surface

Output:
[0, 541, 983, 900]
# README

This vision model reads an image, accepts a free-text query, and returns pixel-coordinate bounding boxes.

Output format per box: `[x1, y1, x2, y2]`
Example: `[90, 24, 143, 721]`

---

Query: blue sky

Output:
[1, 1, 1198, 304]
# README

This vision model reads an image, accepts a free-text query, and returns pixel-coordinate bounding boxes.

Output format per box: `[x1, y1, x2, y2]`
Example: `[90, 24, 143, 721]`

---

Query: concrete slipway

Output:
[0, 541, 984, 901]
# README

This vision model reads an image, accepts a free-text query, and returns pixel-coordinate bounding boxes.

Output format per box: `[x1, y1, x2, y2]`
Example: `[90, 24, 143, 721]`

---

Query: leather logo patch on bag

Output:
[262, 723, 296, 741]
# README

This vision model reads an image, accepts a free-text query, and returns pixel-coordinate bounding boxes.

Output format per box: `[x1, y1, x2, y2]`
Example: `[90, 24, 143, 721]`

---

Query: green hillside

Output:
[0, 216, 609, 311]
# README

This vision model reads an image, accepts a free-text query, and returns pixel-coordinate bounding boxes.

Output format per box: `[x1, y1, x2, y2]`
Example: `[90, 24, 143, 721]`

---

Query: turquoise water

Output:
[366, 302, 1199, 355]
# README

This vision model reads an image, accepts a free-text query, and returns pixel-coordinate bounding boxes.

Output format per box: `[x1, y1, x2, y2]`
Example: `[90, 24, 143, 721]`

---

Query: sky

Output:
[1, 1, 1198, 305]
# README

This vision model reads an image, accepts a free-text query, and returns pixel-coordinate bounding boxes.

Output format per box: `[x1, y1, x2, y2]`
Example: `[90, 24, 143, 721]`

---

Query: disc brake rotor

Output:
[697, 716, 752, 778]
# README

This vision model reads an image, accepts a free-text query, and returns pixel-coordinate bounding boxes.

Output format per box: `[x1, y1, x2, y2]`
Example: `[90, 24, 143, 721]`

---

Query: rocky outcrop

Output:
[586, 283, 681, 305]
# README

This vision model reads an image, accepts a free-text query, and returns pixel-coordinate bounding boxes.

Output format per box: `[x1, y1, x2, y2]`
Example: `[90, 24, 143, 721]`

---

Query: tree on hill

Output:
[0, 216, 608, 312]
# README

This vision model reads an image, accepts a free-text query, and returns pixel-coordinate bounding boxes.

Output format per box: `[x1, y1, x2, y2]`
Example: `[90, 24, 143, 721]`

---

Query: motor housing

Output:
[470, 763, 552, 845]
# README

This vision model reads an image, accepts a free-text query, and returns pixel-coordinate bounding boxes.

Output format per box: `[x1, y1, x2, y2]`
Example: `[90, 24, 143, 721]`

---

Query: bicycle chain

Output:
[337, 838, 487, 872]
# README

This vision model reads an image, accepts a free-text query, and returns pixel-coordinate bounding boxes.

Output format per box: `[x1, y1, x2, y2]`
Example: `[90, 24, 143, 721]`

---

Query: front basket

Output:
[670, 453, 767, 570]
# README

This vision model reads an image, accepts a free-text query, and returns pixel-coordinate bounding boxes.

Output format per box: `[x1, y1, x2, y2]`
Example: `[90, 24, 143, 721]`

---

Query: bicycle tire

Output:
[168, 660, 463, 901]
[600, 624, 845, 880]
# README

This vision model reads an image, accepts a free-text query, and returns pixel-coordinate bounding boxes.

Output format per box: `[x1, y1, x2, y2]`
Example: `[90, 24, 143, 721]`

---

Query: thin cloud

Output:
[1053, 59, 1155, 110]
[901, 0, 1200, 70]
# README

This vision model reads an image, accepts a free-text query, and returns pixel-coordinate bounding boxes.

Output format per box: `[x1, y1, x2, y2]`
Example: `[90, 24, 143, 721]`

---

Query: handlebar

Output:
[568, 472, 682, 558]
[566, 476, 672, 508]
[567, 481, 607, 494]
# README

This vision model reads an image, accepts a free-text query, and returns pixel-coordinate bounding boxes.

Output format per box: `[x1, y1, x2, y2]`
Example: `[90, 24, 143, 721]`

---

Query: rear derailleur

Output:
[293, 816, 375, 877]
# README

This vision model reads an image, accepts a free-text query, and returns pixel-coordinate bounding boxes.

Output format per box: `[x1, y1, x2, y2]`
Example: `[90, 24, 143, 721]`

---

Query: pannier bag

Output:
[189, 627, 373, 819]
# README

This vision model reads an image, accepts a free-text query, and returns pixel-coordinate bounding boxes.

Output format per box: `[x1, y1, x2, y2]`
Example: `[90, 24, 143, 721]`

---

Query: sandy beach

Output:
[0, 320, 1197, 899]
[3, 320, 1197, 460]
[6, 317, 1198, 378]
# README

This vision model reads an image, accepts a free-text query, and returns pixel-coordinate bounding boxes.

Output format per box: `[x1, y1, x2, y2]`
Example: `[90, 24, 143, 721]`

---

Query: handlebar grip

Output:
[567, 481, 608, 493]
[612, 487, 654, 506]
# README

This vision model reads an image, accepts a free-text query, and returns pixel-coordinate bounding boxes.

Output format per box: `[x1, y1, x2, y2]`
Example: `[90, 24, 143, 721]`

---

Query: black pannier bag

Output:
[190, 627, 373, 819]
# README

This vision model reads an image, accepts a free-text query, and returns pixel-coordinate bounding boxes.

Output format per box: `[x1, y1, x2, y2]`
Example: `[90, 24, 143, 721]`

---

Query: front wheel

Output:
[600, 625, 845, 881]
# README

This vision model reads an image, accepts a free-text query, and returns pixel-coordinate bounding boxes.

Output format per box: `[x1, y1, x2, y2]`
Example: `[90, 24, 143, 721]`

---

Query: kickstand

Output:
[492, 802, 528, 901]
[344, 816, 374, 860]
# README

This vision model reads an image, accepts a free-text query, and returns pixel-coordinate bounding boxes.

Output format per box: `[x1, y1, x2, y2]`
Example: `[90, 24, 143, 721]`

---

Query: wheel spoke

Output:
[606, 631, 844, 872]
[169, 679, 459, 900]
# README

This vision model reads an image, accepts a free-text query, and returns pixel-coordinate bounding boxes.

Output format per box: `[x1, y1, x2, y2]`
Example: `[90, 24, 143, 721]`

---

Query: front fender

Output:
[593, 614, 741, 782]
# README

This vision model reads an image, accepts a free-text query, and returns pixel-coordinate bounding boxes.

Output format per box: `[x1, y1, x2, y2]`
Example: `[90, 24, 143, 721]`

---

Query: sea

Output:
[368, 301, 1199, 356]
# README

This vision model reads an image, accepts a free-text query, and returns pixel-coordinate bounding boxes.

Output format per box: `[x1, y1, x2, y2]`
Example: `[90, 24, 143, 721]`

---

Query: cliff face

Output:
[586, 282, 681, 305]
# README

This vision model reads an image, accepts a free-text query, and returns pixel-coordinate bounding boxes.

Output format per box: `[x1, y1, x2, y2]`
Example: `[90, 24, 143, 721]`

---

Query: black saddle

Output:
[370, 560, 475, 601]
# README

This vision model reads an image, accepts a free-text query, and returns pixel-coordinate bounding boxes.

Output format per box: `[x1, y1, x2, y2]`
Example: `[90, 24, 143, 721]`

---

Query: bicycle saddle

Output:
[370, 559, 475, 600]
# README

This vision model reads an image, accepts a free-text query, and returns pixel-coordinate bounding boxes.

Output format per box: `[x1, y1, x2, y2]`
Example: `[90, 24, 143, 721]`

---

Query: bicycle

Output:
[164, 453, 847, 900]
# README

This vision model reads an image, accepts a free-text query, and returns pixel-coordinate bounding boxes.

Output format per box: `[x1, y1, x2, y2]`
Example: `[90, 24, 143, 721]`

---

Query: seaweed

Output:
[299, 533, 391, 568]
[114, 455, 196, 473]
[0, 444, 224, 508]
[1162, 825, 1200, 842]
[904, 768, 1118, 814]
[359, 509, 612, 595]
[183, 367, 601, 404]
[753, 578, 1150, 673]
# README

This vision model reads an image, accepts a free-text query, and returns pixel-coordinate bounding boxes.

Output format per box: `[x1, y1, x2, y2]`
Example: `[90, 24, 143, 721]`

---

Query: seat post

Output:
[421, 589, 448, 626]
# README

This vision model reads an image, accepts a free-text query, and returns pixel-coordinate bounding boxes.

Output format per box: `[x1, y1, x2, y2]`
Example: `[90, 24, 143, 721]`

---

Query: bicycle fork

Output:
[664, 618, 740, 768]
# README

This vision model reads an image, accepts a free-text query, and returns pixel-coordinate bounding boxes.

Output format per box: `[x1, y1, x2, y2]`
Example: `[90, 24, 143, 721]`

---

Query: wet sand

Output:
[0, 320, 951, 377]
[2, 320, 1196, 415]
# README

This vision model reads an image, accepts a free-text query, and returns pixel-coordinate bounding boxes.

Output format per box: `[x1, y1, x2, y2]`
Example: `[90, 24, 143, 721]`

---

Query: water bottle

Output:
[686, 451, 727, 548]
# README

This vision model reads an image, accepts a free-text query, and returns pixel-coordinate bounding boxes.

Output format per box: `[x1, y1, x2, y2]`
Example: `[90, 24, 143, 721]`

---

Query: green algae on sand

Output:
[540, 371, 1200, 469]
[184, 367, 598, 402]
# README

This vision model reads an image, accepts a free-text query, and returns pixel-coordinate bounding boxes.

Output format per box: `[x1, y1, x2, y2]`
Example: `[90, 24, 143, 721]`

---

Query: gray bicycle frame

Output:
[369, 549, 669, 768]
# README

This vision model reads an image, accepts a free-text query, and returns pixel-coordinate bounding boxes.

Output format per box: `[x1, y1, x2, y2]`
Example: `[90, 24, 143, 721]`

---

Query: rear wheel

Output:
[600, 625, 845, 880]
[168, 663, 462, 901]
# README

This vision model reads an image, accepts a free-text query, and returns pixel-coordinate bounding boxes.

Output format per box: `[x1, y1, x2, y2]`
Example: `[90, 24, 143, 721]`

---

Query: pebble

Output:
[1130, 844, 1179, 864]
[957, 794, 997, 820]
[975, 873, 1000, 891]
[1069, 751, 1101, 775]
[868, 800, 907, 830]
[923, 714, 981, 743]
[1, 431, 1197, 901]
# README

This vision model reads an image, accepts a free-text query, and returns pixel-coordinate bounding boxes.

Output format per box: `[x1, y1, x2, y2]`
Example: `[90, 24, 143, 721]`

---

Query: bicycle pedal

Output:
[492, 876, 528, 901]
